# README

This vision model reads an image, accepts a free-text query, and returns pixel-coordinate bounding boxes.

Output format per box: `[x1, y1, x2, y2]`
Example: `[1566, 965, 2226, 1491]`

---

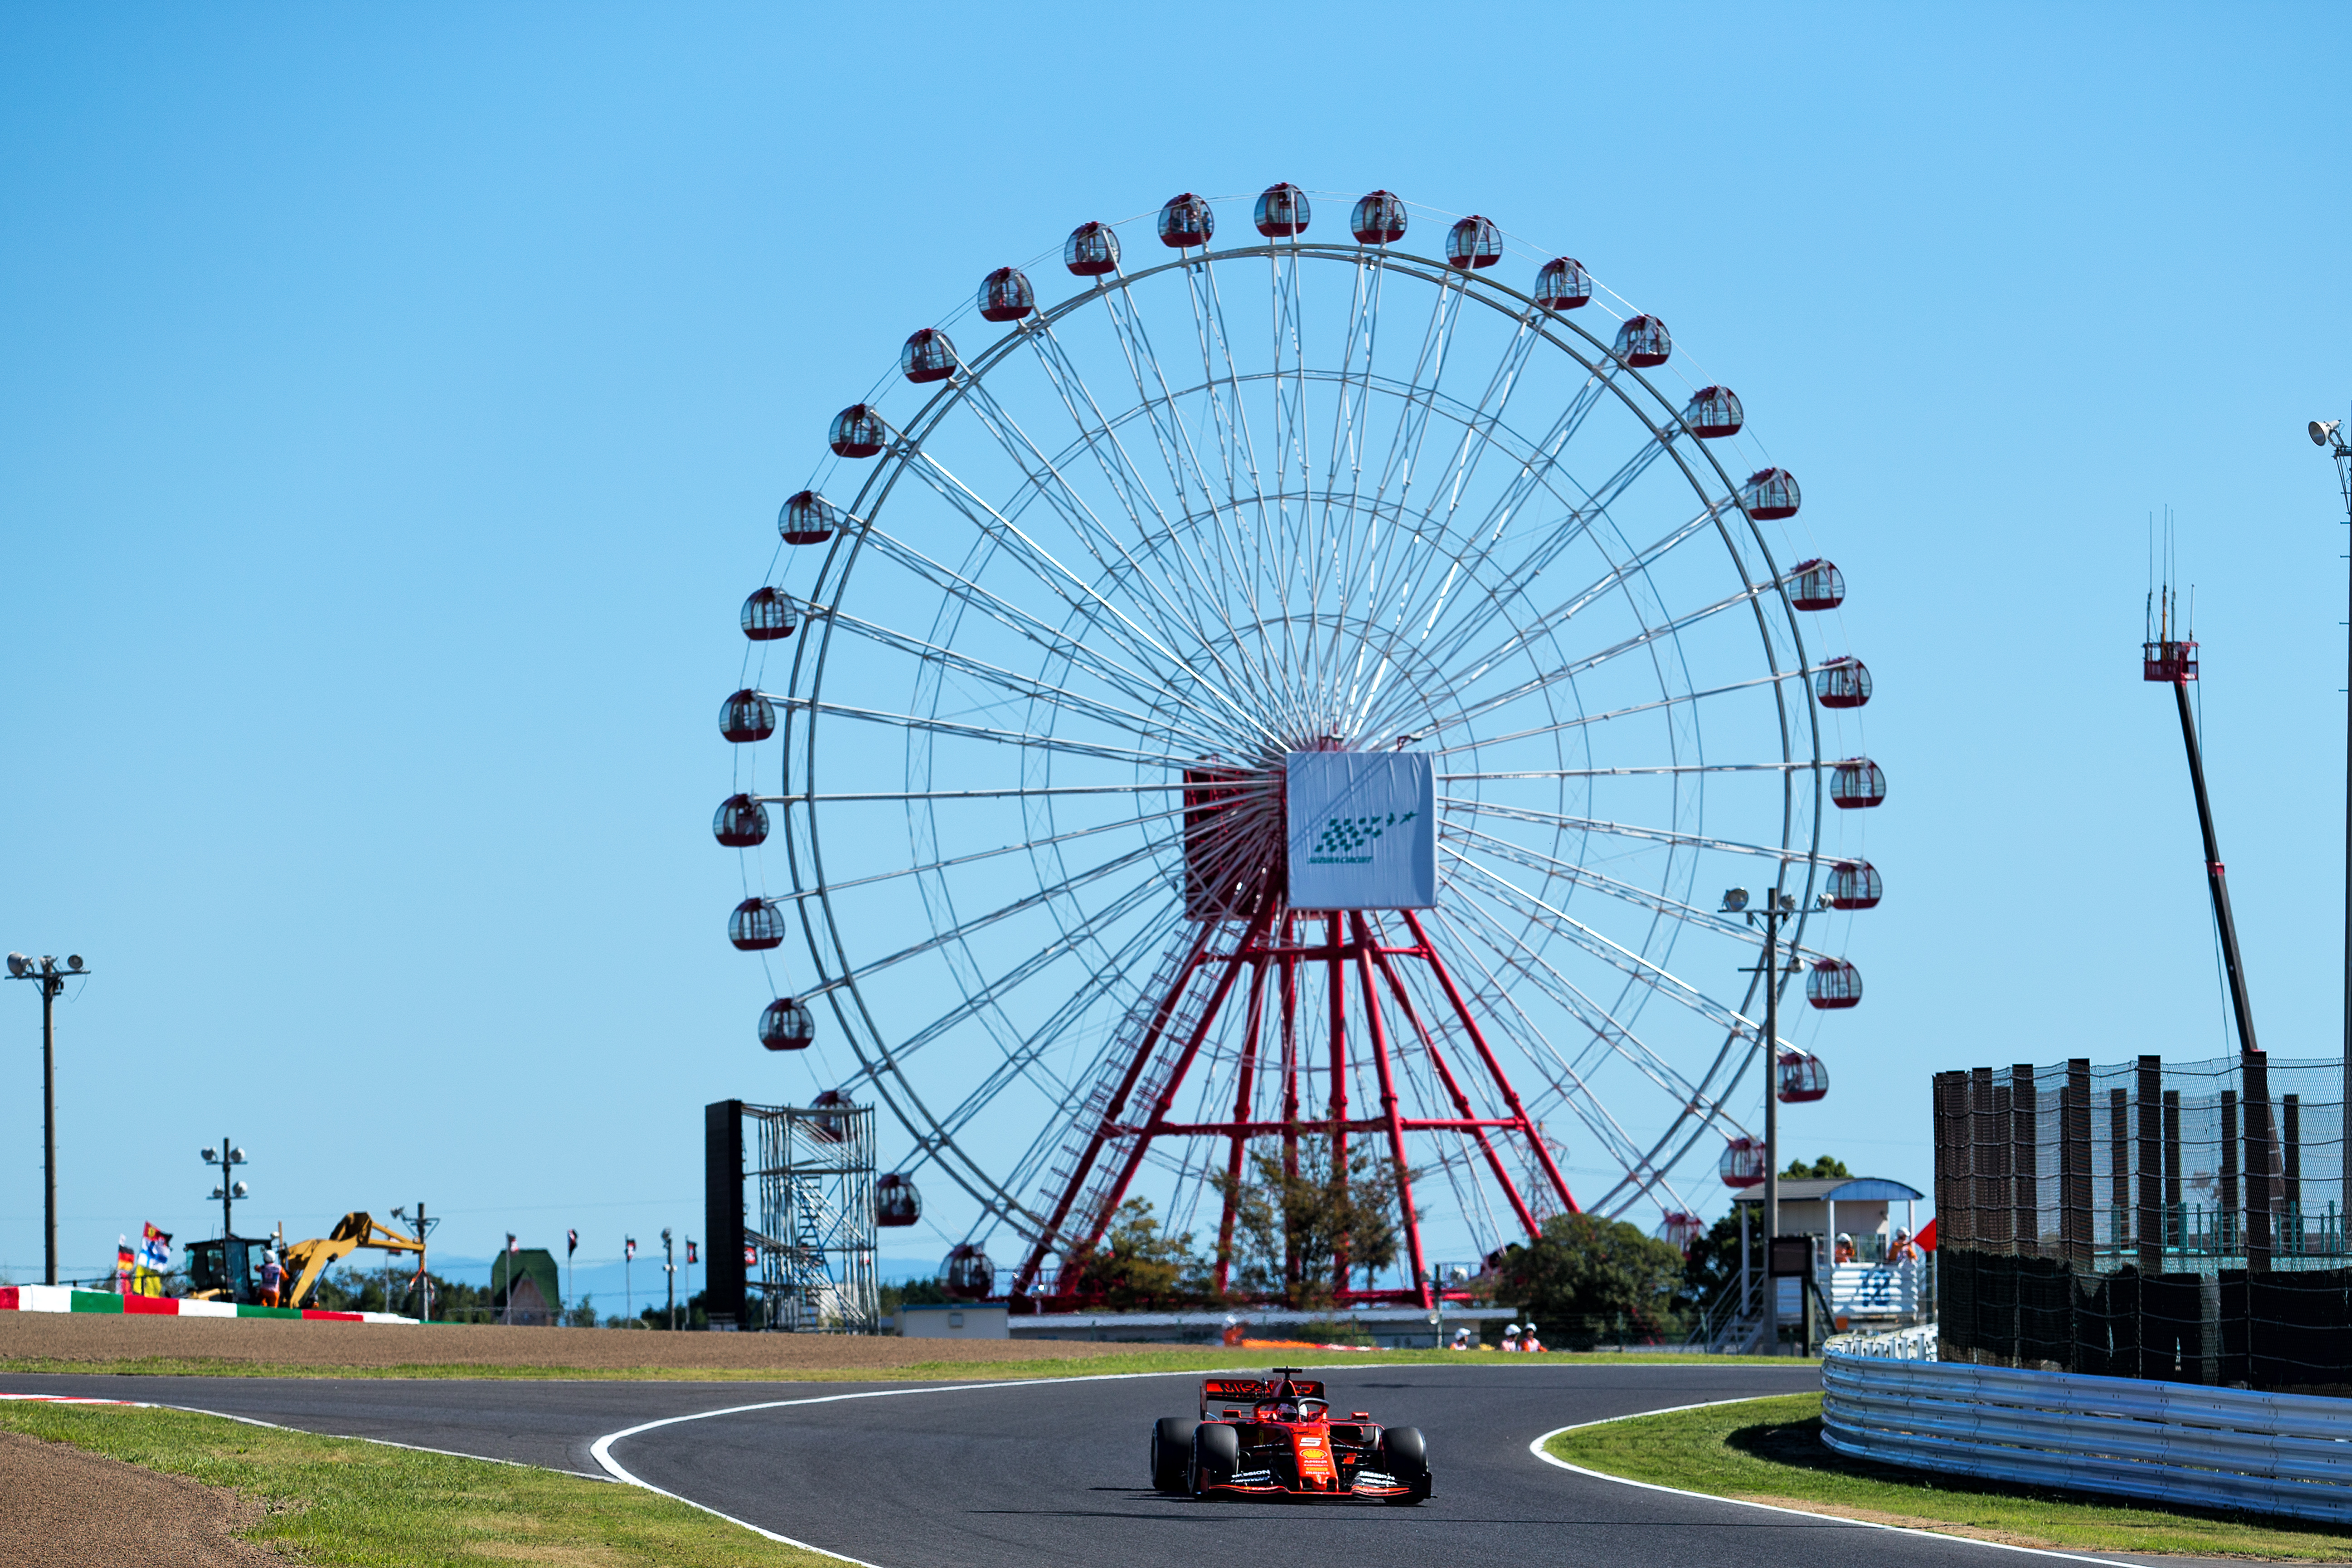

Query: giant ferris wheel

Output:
[715, 184, 1882, 1308]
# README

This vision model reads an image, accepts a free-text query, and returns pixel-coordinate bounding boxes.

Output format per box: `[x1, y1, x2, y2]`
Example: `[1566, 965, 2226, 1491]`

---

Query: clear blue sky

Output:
[2, 5, 2347, 1289]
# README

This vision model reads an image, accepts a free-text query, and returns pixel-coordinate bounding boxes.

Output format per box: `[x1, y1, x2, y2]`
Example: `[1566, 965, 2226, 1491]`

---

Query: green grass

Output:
[0, 1346, 1808, 1382]
[0, 1400, 837, 1565]
[1547, 1392, 2352, 1562]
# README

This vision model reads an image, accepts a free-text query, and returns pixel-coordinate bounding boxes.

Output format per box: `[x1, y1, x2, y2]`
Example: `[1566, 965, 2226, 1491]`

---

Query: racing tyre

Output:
[1379, 1426, 1429, 1506]
[1151, 1417, 1197, 1494]
[1191, 1422, 1240, 1496]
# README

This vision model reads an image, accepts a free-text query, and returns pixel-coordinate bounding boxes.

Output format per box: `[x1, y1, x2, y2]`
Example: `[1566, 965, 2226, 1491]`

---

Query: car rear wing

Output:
[1199, 1376, 1326, 1417]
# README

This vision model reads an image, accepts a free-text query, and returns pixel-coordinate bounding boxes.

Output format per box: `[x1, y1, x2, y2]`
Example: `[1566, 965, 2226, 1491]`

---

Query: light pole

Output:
[1720, 890, 1807, 1247]
[2316, 416, 2352, 1238]
[663, 1227, 676, 1331]
[6, 952, 86, 1286]
[200, 1137, 250, 1241]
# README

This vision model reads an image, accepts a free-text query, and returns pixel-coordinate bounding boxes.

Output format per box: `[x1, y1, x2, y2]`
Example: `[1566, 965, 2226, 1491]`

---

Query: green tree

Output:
[1064, 1199, 1208, 1308]
[1492, 1213, 1686, 1348]
[1781, 1153, 1851, 1179]
[1672, 1211, 1750, 1318]
[1214, 1139, 1401, 1311]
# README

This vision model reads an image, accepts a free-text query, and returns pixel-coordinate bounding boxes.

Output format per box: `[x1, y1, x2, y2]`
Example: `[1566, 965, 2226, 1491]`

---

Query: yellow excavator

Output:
[187, 1213, 424, 1309]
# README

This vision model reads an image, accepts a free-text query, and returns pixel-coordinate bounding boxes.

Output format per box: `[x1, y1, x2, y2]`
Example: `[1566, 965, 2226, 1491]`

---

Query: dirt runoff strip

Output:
[0, 1426, 280, 1566]
[0, 1311, 1143, 1375]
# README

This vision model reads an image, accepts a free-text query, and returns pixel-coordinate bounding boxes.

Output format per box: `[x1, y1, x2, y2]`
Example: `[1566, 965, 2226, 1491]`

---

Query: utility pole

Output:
[7, 952, 87, 1287]
[2315, 417, 2352, 1235]
[1722, 888, 1807, 1351]
[391, 1203, 438, 1320]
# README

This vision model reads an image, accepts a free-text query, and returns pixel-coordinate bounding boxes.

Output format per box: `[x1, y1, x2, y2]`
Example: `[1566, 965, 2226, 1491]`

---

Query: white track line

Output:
[1529, 1398, 2150, 1566]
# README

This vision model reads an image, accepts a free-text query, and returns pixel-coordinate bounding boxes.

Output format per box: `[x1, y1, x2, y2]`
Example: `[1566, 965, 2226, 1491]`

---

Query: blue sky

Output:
[2, 5, 2347, 1289]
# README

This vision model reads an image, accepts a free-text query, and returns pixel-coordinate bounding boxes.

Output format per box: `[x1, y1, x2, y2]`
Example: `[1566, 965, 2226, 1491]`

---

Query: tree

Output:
[1673, 1211, 1749, 1319]
[1063, 1199, 1208, 1308]
[1214, 1139, 1401, 1311]
[1781, 1153, 1851, 1179]
[1492, 1213, 1686, 1348]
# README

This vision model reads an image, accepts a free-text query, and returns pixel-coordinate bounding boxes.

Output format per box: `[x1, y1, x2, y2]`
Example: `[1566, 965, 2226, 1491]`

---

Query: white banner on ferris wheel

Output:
[1284, 751, 1438, 911]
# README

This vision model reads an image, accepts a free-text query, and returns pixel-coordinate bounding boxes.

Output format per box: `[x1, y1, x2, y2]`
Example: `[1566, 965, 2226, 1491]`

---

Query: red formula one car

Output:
[1149, 1368, 1430, 1504]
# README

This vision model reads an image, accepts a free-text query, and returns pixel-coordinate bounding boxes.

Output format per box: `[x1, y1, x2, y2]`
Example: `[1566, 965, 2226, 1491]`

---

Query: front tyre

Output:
[1380, 1426, 1430, 1506]
[1151, 1417, 1198, 1494]
[1191, 1423, 1240, 1496]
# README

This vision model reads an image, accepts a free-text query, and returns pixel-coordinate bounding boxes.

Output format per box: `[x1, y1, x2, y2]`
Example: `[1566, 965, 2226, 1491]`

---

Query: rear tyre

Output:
[1380, 1426, 1429, 1505]
[1191, 1422, 1240, 1496]
[1151, 1417, 1197, 1494]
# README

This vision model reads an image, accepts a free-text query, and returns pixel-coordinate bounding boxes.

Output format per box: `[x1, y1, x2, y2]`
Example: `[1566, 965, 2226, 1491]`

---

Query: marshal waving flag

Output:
[137, 1223, 172, 1273]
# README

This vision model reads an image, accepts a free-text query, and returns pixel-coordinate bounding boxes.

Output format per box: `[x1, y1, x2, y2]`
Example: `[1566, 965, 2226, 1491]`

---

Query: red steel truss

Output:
[1009, 902, 1579, 1308]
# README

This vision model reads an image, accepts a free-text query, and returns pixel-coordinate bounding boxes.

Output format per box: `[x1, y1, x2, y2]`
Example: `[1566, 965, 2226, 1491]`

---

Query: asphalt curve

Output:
[0, 1363, 2243, 1568]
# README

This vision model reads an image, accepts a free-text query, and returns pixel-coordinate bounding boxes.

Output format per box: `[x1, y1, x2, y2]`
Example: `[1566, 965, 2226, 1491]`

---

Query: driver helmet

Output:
[1275, 1400, 1299, 1421]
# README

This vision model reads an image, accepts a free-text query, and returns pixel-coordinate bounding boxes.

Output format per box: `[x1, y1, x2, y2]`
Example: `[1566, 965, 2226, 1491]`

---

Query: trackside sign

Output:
[1284, 751, 1437, 910]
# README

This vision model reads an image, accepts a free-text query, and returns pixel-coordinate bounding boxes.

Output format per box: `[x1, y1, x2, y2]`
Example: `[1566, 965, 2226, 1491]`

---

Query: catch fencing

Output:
[1821, 1348, 2352, 1524]
[1933, 1054, 2352, 1391]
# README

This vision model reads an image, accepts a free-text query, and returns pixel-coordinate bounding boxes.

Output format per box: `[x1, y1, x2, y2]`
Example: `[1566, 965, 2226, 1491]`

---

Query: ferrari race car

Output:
[1149, 1368, 1430, 1504]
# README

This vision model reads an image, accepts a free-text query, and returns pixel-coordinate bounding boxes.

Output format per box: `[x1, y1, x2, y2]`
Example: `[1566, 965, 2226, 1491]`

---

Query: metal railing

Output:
[1821, 1348, 2352, 1524]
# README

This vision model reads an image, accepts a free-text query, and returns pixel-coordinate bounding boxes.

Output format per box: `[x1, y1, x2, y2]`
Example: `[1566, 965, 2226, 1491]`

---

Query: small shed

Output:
[1732, 1176, 1925, 1263]
[491, 1249, 561, 1326]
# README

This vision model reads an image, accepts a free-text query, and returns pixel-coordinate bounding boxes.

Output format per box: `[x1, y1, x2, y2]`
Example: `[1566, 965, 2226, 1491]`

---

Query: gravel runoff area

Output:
[0, 1311, 1144, 1374]
[0, 1427, 281, 1567]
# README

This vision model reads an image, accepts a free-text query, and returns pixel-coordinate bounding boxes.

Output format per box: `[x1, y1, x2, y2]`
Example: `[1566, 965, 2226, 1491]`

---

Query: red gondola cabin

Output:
[876, 1174, 921, 1227]
[1682, 386, 1743, 439]
[1827, 860, 1882, 911]
[1064, 221, 1121, 277]
[1720, 1136, 1766, 1189]
[729, 897, 785, 951]
[1777, 1049, 1832, 1100]
[829, 404, 888, 459]
[1254, 183, 1310, 238]
[1614, 314, 1671, 368]
[1446, 215, 1502, 271]
[1813, 657, 1871, 709]
[1350, 190, 1407, 245]
[1805, 959, 1863, 1010]
[978, 267, 1034, 323]
[759, 997, 816, 1051]
[901, 328, 957, 384]
[1534, 257, 1591, 310]
[720, 690, 776, 744]
[1157, 193, 1214, 249]
[1786, 559, 1845, 611]
[780, 490, 839, 545]
[1740, 467, 1801, 520]
[713, 794, 769, 848]
[942, 1243, 994, 1298]
[1830, 758, 1886, 809]
[741, 587, 798, 641]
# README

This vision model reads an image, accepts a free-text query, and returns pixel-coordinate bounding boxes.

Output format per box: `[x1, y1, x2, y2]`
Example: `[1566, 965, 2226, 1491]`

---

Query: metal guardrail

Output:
[1821, 1350, 2352, 1524]
[1823, 1323, 1939, 1360]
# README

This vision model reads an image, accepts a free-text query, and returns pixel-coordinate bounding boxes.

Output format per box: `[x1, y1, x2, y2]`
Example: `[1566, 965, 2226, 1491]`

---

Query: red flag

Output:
[566, 1229, 578, 1257]
[625, 1237, 637, 1260]
[685, 1240, 698, 1265]
[743, 1244, 755, 1267]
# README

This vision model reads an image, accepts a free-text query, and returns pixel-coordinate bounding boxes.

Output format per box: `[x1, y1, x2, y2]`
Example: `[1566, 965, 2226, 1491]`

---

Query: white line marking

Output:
[1529, 1397, 2153, 1565]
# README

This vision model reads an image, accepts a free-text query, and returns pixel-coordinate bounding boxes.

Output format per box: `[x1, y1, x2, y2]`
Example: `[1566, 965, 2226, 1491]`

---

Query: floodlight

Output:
[2313, 420, 2341, 447]
[201, 1147, 218, 1163]
[210, 1186, 224, 1200]
[5, 954, 25, 977]
[1721, 888, 1749, 911]
[231, 1181, 248, 1198]
[65, 955, 82, 972]
[230, 1147, 245, 1164]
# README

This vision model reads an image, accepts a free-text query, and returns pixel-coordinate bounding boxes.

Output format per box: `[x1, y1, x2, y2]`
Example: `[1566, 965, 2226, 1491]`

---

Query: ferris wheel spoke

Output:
[1019, 327, 1298, 727]
[768, 806, 1179, 910]
[1098, 279, 1296, 720]
[1411, 575, 1770, 742]
[800, 838, 1168, 1003]
[1411, 902, 1667, 1185]
[1425, 669, 1801, 755]
[1438, 818, 1768, 951]
[788, 697, 1203, 771]
[1440, 845, 1762, 1044]
[1441, 761, 1816, 781]
[933, 388, 1254, 695]
[1434, 795, 1835, 868]
[1433, 889, 1724, 1125]
[826, 610, 1233, 756]
[1374, 501, 1730, 736]
[854, 525, 1261, 748]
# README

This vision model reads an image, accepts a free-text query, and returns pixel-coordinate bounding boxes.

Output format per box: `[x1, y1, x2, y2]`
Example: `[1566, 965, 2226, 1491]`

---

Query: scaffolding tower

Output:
[705, 1098, 879, 1333]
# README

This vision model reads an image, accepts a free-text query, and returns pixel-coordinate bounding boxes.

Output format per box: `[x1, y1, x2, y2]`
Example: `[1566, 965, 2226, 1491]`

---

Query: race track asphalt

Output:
[0, 1362, 2258, 1568]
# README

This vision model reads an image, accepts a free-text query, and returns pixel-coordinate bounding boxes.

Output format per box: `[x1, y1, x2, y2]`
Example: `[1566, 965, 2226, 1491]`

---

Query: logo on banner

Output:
[1307, 811, 1419, 865]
